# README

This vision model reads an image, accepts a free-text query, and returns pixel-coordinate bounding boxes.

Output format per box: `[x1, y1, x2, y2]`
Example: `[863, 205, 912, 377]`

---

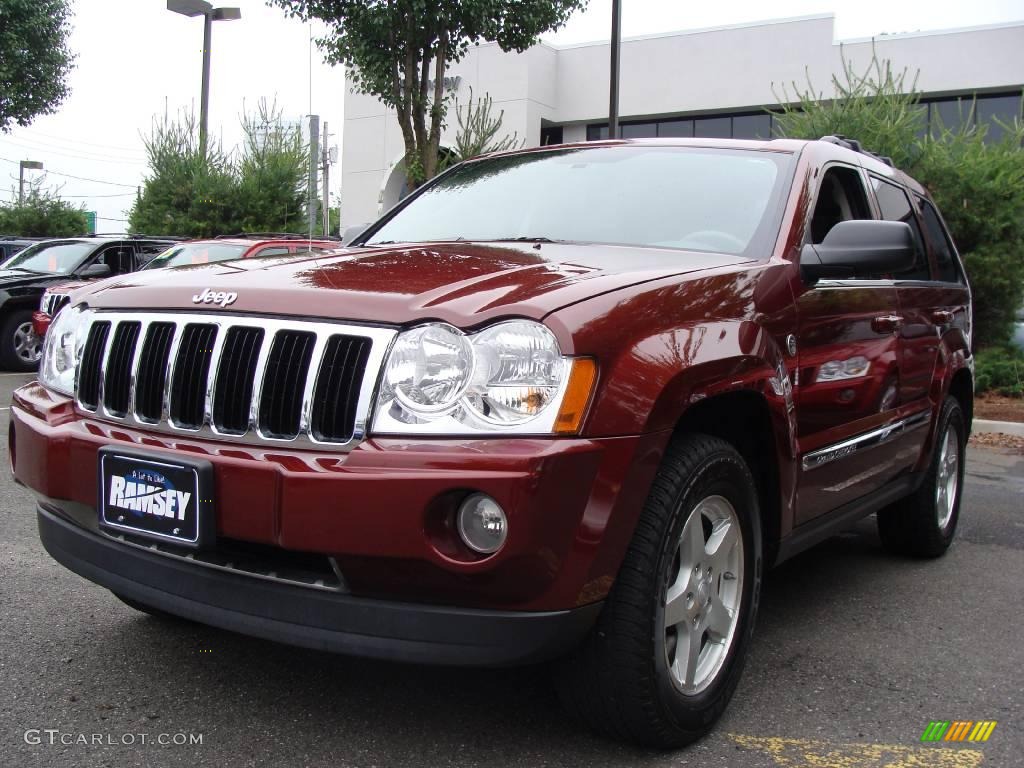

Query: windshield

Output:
[144, 243, 247, 270]
[1, 241, 94, 274]
[365, 145, 794, 255]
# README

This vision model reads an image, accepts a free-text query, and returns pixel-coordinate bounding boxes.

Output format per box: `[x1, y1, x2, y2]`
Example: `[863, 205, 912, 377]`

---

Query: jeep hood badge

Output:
[192, 288, 238, 307]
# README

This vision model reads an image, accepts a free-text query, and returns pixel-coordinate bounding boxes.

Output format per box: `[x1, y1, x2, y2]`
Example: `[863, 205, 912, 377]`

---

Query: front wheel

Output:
[0, 310, 42, 371]
[877, 396, 966, 557]
[556, 433, 762, 747]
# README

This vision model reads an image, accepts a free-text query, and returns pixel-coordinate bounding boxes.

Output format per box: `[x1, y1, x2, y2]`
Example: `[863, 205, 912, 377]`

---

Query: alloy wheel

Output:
[935, 426, 959, 530]
[662, 495, 744, 694]
[13, 322, 41, 364]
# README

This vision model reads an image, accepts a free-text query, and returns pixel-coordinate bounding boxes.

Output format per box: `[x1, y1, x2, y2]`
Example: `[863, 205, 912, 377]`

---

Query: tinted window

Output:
[871, 177, 929, 280]
[620, 122, 658, 139]
[917, 199, 962, 283]
[252, 246, 291, 257]
[694, 117, 731, 138]
[1, 241, 94, 274]
[976, 94, 1022, 143]
[97, 245, 135, 275]
[367, 146, 793, 255]
[143, 243, 247, 270]
[657, 120, 693, 138]
[809, 166, 872, 245]
[733, 114, 772, 140]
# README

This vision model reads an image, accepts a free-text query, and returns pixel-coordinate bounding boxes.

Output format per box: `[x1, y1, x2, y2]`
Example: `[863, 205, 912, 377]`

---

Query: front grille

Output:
[75, 311, 393, 449]
[43, 292, 71, 318]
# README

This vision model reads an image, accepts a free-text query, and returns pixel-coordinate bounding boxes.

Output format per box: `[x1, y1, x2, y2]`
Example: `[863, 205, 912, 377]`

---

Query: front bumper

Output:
[12, 383, 667, 662]
[37, 505, 601, 666]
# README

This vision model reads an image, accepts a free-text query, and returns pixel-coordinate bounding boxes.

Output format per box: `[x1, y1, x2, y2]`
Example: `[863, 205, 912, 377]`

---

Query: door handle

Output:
[872, 315, 903, 333]
[932, 310, 955, 324]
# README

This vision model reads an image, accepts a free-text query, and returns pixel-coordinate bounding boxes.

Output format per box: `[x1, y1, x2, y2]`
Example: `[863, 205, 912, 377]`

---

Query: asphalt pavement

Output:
[1, 370, 1021, 768]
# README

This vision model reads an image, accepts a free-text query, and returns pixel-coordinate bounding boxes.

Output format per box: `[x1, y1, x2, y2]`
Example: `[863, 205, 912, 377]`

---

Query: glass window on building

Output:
[587, 124, 610, 141]
[657, 119, 693, 137]
[976, 93, 1023, 142]
[931, 98, 975, 136]
[732, 114, 772, 140]
[620, 122, 658, 139]
[694, 116, 731, 138]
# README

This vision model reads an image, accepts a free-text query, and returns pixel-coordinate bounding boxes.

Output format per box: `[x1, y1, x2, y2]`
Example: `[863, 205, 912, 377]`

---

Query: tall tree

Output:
[271, 0, 586, 186]
[236, 99, 308, 233]
[0, 0, 76, 131]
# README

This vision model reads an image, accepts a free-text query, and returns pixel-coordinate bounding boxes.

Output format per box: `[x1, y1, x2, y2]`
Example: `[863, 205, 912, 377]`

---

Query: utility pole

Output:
[307, 114, 320, 238]
[321, 121, 330, 237]
[608, 0, 622, 139]
[19, 160, 43, 204]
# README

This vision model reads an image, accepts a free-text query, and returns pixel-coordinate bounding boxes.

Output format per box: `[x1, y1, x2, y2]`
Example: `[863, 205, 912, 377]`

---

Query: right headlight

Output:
[39, 304, 91, 397]
[372, 320, 596, 435]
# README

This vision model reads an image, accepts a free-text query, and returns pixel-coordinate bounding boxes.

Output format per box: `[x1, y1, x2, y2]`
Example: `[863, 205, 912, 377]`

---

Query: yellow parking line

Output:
[728, 733, 985, 767]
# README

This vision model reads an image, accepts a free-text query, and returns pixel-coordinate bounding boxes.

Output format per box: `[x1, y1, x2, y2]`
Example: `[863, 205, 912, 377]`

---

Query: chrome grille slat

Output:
[74, 311, 396, 451]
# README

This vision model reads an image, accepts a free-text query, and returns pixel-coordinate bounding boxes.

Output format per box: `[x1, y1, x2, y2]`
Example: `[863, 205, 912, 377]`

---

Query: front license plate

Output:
[98, 448, 214, 547]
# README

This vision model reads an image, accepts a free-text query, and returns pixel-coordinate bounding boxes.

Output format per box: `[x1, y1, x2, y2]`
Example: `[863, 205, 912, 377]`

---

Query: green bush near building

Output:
[774, 52, 1024, 352]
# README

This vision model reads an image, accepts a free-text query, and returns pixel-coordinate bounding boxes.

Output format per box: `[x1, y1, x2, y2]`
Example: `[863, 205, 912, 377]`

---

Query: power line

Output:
[0, 137, 147, 166]
[8, 128, 147, 155]
[0, 156, 139, 188]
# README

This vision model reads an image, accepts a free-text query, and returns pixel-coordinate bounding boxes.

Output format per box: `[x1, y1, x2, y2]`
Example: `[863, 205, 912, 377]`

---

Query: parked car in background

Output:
[30, 235, 341, 342]
[13, 137, 972, 747]
[0, 235, 178, 370]
[0, 237, 40, 262]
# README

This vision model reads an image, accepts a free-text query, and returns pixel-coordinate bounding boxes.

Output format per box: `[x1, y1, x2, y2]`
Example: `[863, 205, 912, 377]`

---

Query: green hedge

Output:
[975, 347, 1024, 398]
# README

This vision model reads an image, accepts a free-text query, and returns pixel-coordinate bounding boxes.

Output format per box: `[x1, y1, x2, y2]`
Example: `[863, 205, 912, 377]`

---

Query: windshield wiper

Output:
[488, 236, 565, 244]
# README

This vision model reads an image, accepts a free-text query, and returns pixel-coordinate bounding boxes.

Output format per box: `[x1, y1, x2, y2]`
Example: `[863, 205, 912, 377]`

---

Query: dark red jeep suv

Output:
[10, 137, 972, 747]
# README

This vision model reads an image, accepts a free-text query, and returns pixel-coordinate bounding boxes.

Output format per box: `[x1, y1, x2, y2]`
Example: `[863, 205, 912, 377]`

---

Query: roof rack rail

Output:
[819, 135, 894, 168]
[214, 232, 309, 240]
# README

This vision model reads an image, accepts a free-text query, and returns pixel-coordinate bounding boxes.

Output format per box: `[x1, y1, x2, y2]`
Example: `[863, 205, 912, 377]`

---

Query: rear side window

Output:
[871, 177, 929, 280]
[917, 198, 963, 284]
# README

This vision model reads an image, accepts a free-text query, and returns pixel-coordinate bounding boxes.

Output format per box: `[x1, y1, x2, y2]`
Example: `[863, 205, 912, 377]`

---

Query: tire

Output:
[556, 433, 762, 748]
[877, 396, 966, 558]
[0, 309, 42, 372]
[114, 592, 188, 622]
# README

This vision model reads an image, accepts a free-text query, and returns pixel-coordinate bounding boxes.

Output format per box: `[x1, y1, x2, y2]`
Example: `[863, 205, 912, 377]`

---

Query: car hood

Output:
[0, 269, 63, 289]
[80, 242, 752, 327]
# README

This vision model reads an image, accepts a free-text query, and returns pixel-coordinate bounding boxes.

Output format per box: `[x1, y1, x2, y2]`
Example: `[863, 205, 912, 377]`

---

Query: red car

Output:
[12, 138, 972, 747]
[31, 236, 339, 338]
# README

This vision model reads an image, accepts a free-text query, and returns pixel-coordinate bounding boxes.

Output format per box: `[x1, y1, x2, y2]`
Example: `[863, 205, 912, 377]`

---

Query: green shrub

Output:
[974, 347, 1024, 397]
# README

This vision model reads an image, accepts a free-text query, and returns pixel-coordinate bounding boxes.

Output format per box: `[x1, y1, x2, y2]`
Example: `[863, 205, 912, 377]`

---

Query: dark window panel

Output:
[931, 98, 975, 136]
[586, 124, 609, 141]
[657, 119, 693, 138]
[976, 94, 1022, 143]
[732, 114, 772, 139]
[620, 122, 658, 139]
[694, 117, 731, 138]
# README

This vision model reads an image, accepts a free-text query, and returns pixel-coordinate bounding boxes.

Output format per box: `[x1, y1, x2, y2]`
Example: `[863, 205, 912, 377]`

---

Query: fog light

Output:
[456, 494, 507, 554]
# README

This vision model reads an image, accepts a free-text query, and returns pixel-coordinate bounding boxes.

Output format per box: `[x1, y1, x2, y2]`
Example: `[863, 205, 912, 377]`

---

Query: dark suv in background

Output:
[0, 235, 177, 370]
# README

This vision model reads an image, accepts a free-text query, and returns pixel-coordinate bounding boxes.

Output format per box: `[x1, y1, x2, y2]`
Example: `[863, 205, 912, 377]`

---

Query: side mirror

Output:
[801, 220, 915, 283]
[341, 223, 371, 246]
[79, 263, 112, 279]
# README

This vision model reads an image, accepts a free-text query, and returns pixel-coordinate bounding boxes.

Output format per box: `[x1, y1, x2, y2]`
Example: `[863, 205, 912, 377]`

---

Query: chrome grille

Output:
[75, 311, 395, 450]
[42, 292, 71, 318]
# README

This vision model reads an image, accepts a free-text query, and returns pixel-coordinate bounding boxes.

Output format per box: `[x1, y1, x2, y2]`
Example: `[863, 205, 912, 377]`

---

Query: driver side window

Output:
[809, 166, 872, 244]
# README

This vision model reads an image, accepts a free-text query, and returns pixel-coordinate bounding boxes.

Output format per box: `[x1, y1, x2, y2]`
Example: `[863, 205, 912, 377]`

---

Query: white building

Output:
[341, 13, 1024, 226]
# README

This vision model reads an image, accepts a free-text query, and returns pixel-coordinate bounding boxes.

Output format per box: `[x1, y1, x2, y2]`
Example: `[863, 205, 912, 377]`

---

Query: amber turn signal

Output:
[554, 358, 597, 434]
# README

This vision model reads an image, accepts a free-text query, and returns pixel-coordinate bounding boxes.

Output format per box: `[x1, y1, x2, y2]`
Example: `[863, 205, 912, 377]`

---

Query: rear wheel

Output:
[877, 397, 966, 557]
[556, 433, 762, 747]
[0, 310, 42, 371]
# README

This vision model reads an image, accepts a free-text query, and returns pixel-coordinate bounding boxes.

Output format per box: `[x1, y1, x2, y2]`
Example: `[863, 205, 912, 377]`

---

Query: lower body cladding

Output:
[11, 383, 664, 666]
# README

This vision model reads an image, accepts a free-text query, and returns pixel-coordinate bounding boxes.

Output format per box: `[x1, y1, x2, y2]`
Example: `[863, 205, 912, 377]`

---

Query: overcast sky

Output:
[2, 0, 1021, 231]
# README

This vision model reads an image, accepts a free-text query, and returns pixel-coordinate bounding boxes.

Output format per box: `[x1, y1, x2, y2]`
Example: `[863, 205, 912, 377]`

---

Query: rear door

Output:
[793, 163, 909, 522]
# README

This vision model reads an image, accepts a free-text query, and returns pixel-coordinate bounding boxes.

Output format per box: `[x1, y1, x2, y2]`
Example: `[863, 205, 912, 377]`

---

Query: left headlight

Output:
[39, 304, 91, 397]
[372, 320, 595, 435]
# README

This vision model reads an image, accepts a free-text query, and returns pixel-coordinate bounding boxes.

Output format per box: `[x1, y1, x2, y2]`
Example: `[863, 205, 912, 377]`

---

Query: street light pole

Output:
[200, 12, 213, 159]
[18, 160, 43, 205]
[167, 1, 241, 160]
[608, 0, 622, 140]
